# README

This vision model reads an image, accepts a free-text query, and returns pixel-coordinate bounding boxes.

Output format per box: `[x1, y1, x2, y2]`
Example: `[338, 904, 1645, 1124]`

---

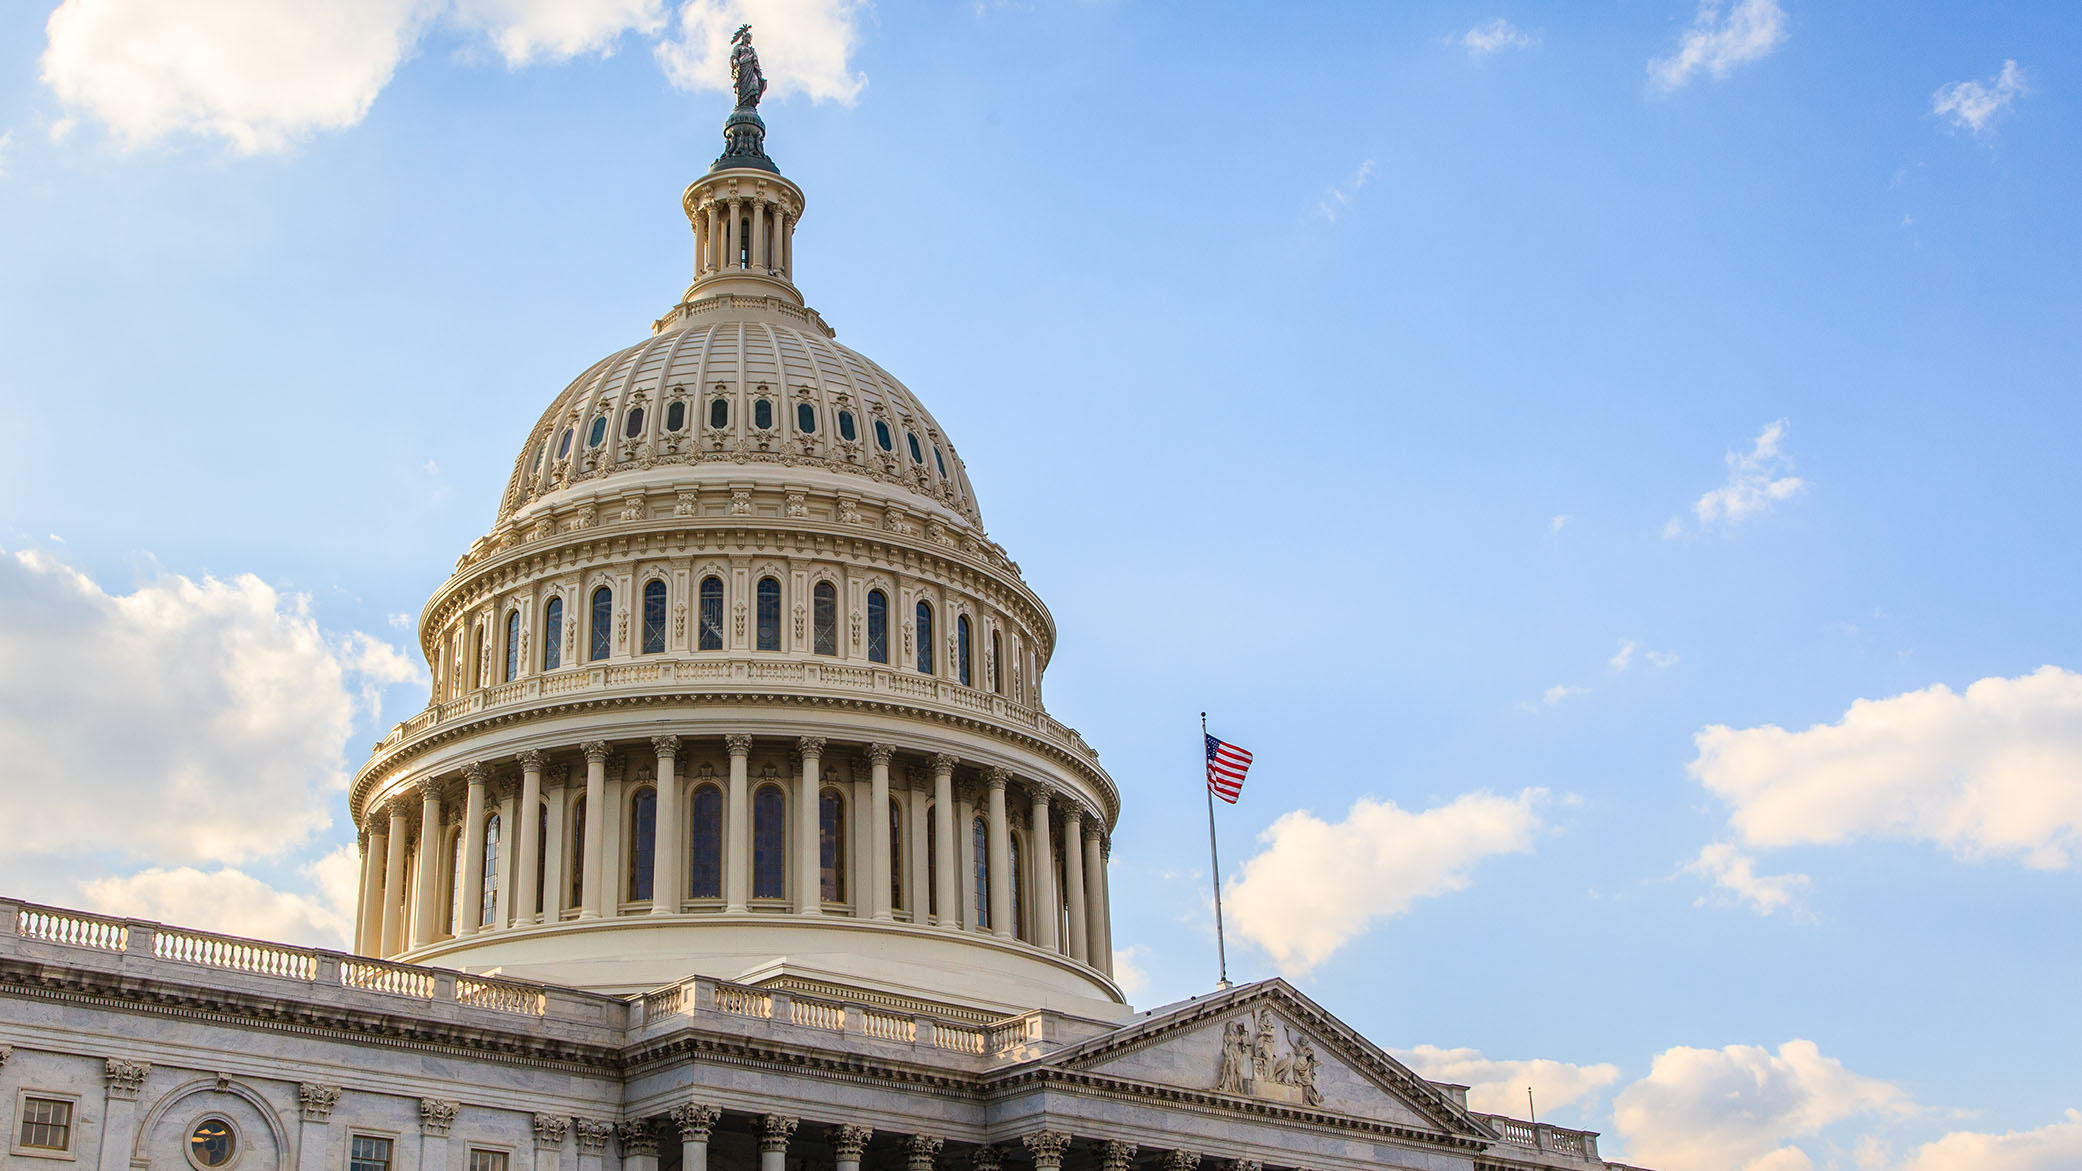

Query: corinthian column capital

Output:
[652, 734, 681, 757]
[1022, 1131, 1072, 1170]
[760, 1114, 798, 1153]
[462, 760, 491, 784]
[931, 753, 959, 777]
[831, 1124, 874, 1160]
[867, 741, 896, 765]
[581, 740, 611, 764]
[797, 735, 827, 760]
[984, 766, 1009, 791]
[671, 1103, 719, 1142]
[516, 749, 548, 770]
[725, 733, 754, 757]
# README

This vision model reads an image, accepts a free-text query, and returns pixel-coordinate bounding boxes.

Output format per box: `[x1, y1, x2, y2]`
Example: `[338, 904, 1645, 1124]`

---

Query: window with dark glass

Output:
[17, 1096, 72, 1151]
[797, 403, 816, 434]
[481, 813, 500, 926]
[915, 601, 935, 675]
[907, 431, 925, 464]
[838, 410, 857, 441]
[934, 446, 948, 478]
[588, 415, 607, 446]
[973, 817, 991, 930]
[569, 798, 586, 908]
[557, 427, 573, 458]
[709, 398, 729, 429]
[629, 787, 657, 901]
[504, 610, 520, 682]
[874, 419, 893, 451]
[468, 625, 484, 692]
[351, 1136, 394, 1171]
[754, 399, 774, 429]
[889, 798, 904, 911]
[699, 576, 724, 650]
[590, 586, 612, 661]
[956, 615, 972, 686]
[190, 1119, 236, 1167]
[819, 789, 846, 902]
[625, 406, 645, 438]
[866, 589, 888, 663]
[753, 784, 786, 898]
[756, 577, 781, 651]
[812, 581, 837, 656]
[1010, 833, 1027, 941]
[666, 400, 686, 431]
[469, 1152, 510, 1171]
[543, 597, 563, 671]
[689, 785, 723, 898]
[642, 580, 667, 654]
[990, 630, 1003, 693]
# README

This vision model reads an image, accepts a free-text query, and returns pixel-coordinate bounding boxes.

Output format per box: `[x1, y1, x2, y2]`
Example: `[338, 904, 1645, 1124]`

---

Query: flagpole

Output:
[1204, 711, 1231, 990]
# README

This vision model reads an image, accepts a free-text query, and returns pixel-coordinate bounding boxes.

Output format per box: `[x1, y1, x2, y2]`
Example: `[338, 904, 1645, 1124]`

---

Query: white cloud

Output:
[1670, 419, 1804, 535]
[1612, 1040, 1915, 1171]
[451, 0, 665, 66]
[1691, 666, 2082, 870]
[1111, 944, 1152, 1001]
[1611, 640, 1637, 670]
[1549, 513, 1570, 534]
[655, 0, 866, 104]
[1900, 1110, 2082, 1171]
[1461, 18, 1540, 57]
[0, 548, 420, 873]
[41, 0, 435, 154]
[1933, 60, 2025, 135]
[1395, 1045, 1619, 1118]
[1649, 0, 1789, 93]
[78, 845, 360, 949]
[1685, 842, 1811, 916]
[0, 129, 12, 178]
[1312, 159, 1376, 222]
[1227, 789, 1544, 975]
[1520, 683, 1586, 712]
[1648, 649, 1680, 667]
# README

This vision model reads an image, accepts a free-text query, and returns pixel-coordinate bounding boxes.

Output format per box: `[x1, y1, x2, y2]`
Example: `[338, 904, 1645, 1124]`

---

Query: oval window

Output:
[933, 446, 948, 478]
[838, 410, 857, 441]
[588, 416, 607, 446]
[666, 401, 686, 431]
[557, 428, 573, 458]
[874, 420, 893, 451]
[754, 399, 774, 429]
[709, 398, 729, 429]
[624, 406, 645, 438]
[189, 1119, 236, 1168]
[907, 431, 924, 464]
[797, 403, 816, 434]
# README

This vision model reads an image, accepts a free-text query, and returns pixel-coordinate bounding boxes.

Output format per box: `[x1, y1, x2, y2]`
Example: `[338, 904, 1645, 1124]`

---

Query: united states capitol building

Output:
[0, 38, 1652, 1171]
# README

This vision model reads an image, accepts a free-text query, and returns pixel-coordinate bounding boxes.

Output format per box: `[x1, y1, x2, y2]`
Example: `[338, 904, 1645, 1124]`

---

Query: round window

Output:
[188, 1119, 236, 1168]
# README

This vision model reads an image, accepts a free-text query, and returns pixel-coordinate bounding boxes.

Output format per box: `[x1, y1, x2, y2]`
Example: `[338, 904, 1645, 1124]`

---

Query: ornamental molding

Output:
[533, 1114, 570, 1148]
[104, 1058, 151, 1099]
[969, 1144, 1003, 1171]
[421, 1098, 460, 1136]
[0, 1044, 12, 1068]
[298, 1083, 340, 1122]
[574, 1117, 615, 1150]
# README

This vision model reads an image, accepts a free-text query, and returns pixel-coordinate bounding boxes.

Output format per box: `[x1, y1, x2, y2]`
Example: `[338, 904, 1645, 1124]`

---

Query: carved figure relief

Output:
[1215, 1009, 1325, 1107]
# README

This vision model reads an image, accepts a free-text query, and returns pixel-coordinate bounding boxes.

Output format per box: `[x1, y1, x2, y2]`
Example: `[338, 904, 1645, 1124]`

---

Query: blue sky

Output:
[2, 3, 2078, 1168]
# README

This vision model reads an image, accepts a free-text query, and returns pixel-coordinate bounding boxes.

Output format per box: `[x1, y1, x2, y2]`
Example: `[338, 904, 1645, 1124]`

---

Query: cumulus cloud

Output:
[1461, 18, 1540, 57]
[1900, 1110, 2082, 1171]
[1613, 1040, 1915, 1171]
[1312, 159, 1376, 222]
[1395, 1045, 1619, 1118]
[1668, 419, 1804, 536]
[1691, 666, 2082, 870]
[1933, 60, 2026, 135]
[1111, 944, 1152, 1001]
[1227, 790, 1544, 975]
[78, 845, 361, 949]
[655, 0, 866, 104]
[1520, 683, 1586, 712]
[1649, 0, 1788, 93]
[450, 0, 665, 66]
[1685, 842, 1811, 917]
[0, 548, 420, 872]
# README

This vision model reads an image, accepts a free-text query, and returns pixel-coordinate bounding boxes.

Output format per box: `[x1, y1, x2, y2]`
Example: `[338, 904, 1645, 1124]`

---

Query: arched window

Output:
[689, 785, 723, 898]
[925, 804, 938, 917]
[739, 218, 751, 268]
[1010, 833, 1028, 942]
[838, 410, 857, 442]
[569, 798, 586, 910]
[819, 789, 846, 903]
[812, 581, 837, 656]
[467, 624, 485, 692]
[642, 580, 667, 655]
[916, 601, 935, 675]
[756, 577, 781, 651]
[888, 797, 904, 912]
[754, 399, 774, 430]
[866, 589, 888, 664]
[956, 615, 973, 687]
[797, 403, 817, 434]
[666, 400, 686, 431]
[698, 576, 724, 650]
[990, 630, 1003, 694]
[624, 406, 645, 439]
[709, 398, 729, 429]
[588, 415, 607, 446]
[874, 420, 893, 451]
[504, 610, 521, 682]
[543, 597, 564, 671]
[628, 787, 657, 901]
[972, 817, 991, 930]
[480, 813, 501, 927]
[753, 785, 786, 899]
[590, 586, 612, 661]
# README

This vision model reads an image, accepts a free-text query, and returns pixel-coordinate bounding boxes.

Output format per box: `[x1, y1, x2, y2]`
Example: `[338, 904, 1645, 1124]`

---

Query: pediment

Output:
[1033, 981, 1486, 1138]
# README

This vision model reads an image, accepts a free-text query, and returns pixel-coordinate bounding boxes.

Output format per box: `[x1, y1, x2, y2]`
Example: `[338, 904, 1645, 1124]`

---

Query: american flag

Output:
[1205, 733, 1253, 804]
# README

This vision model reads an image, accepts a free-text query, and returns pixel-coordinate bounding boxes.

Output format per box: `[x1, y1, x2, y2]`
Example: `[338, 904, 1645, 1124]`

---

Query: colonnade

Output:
[355, 735, 1115, 978]
[692, 192, 793, 279]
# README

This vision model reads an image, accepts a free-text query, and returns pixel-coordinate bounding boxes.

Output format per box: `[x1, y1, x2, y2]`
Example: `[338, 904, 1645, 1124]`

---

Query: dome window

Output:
[796, 403, 816, 434]
[956, 614, 972, 687]
[542, 597, 563, 670]
[709, 398, 730, 429]
[754, 399, 774, 430]
[698, 576, 724, 650]
[907, 431, 924, 465]
[589, 586, 612, 661]
[642, 580, 667, 654]
[588, 416, 608, 447]
[933, 446, 948, 478]
[666, 401, 686, 431]
[812, 580, 837, 655]
[866, 589, 888, 663]
[874, 420, 893, 451]
[624, 406, 645, 439]
[557, 428, 574, 458]
[756, 576, 781, 650]
[838, 410, 857, 442]
[915, 600, 935, 674]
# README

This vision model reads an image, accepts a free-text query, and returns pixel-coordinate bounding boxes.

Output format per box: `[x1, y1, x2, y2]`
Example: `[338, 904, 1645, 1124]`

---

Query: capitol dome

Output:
[347, 97, 1123, 1020]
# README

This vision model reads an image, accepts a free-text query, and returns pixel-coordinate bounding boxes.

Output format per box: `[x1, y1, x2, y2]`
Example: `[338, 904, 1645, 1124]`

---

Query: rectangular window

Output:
[469, 1152, 510, 1171]
[350, 1136, 394, 1171]
[18, 1097, 73, 1151]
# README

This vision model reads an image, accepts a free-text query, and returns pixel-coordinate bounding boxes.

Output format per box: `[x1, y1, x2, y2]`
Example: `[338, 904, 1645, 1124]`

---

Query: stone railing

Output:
[16, 904, 128, 952]
[156, 925, 318, 979]
[1478, 1114, 1602, 1161]
[635, 973, 1069, 1063]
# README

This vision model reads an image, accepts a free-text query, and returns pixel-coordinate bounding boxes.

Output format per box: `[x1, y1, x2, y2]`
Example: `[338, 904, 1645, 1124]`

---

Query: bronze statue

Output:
[731, 24, 768, 110]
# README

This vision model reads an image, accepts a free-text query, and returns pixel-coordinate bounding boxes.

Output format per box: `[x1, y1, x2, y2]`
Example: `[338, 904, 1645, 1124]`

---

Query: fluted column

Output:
[652, 736, 681, 914]
[1062, 805, 1089, 963]
[798, 737, 825, 913]
[358, 828, 387, 955]
[580, 741, 609, 918]
[759, 1115, 796, 1171]
[542, 766, 569, 919]
[515, 750, 545, 925]
[724, 200, 739, 270]
[411, 780, 443, 946]
[868, 744, 894, 920]
[1084, 825, 1108, 971]
[1096, 832, 1115, 975]
[832, 1124, 872, 1171]
[985, 768, 1012, 939]
[958, 785, 979, 930]
[931, 754, 959, 928]
[725, 734, 752, 911]
[904, 1135, 942, 1171]
[672, 1104, 718, 1171]
[602, 759, 626, 913]
[459, 763, 490, 936]
[381, 802, 408, 954]
[1028, 784, 1058, 951]
[494, 784, 516, 926]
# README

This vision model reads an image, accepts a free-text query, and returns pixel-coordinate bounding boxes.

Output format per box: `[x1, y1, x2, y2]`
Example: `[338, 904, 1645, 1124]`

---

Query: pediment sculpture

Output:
[1214, 1007, 1323, 1107]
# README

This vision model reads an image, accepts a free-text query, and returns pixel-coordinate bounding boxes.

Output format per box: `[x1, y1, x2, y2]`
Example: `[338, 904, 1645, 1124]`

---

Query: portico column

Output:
[832, 1124, 873, 1171]
[542, 766, 569, 919]
[575, 1119, 613, 1171]
[1083, 825, 1108, 971]
[1162, 1150, 1201, 1171]
[759, 1115, 797, 1171]
[459, 763, 490, 936]
[671, 1104, 719, 1171]
[797, 737, 825, 913]
[931, 754, 959, 928]
[1028, 785, 1058, 951]
[381, 801, 408, 955]
[619, 1121, 661, 1171]
[905, 770, 930, 921]
[514, 751, 545, 925]
[1097, 833, 1115, 975]
[1023, 1132, 1071, 1171]
[580, 740, 609, 918]
[725, 734, 752, 911]
[905, 1134, 943, 1171]
[1099, 1141, 1138, 1171]
[494, 783, 517, 925]
[652, 736, 681, 914]
[868, 744, 894, 920]
[985, 768, 1013, 939]
[705, 202, 719, 273]
[359, 828, 388, 955]
[1062, 805, 1089, 963]
[411, 779, 444, 946]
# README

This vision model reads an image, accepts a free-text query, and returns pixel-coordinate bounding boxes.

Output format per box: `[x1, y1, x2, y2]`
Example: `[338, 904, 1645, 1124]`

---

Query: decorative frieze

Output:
[103, 1058, 150, 1100]
[1215, 1006, 1326, 1107]
[421, 1098, 460, 1136]
[298, 1083, 340, 1123]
